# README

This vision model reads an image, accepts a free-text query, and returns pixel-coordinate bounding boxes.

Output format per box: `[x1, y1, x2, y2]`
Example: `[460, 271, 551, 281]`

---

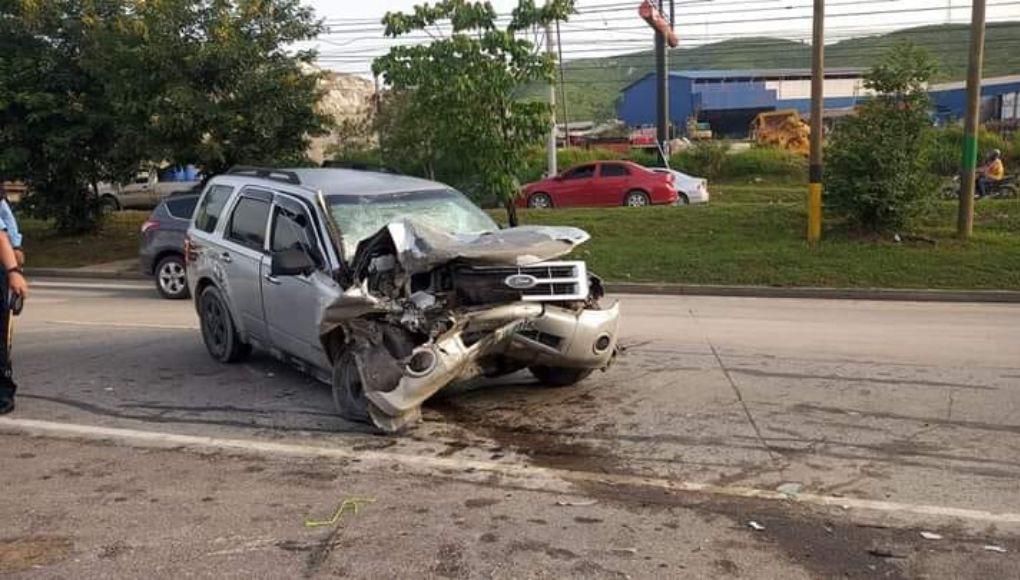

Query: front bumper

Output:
[364, 301, 621, 423]
[507, 301, 621, 369]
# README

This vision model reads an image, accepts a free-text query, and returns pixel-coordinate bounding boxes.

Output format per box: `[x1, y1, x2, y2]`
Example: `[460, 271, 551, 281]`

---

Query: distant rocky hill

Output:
[308, 69, 376, 164]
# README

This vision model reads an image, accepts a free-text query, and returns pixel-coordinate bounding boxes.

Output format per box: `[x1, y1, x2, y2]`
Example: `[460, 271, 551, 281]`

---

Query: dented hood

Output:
[361, 219, 590, 274]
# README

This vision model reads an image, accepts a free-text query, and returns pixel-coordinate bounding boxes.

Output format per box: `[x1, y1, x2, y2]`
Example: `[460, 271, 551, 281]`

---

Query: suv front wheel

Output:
[199, 286, 251, 363]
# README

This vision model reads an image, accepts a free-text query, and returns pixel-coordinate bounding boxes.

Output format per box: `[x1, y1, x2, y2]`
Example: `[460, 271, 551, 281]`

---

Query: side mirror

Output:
[271, 247, 315, 277]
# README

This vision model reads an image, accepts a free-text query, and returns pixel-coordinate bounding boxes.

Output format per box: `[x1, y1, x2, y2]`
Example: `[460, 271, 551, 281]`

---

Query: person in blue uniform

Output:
[0, 183, 28, 415]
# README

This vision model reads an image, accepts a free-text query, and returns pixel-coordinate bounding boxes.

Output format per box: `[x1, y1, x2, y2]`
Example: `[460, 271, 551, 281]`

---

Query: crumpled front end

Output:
[320, 220, 621, 433]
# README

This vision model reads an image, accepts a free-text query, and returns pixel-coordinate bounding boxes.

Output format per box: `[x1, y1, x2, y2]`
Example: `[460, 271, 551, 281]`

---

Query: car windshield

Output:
[327, 189, 498, 257]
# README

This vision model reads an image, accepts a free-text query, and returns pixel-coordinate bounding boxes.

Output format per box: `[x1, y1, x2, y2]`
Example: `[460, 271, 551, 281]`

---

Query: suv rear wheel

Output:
[530, 366, 593, 387]
[199, 286, 250, 363]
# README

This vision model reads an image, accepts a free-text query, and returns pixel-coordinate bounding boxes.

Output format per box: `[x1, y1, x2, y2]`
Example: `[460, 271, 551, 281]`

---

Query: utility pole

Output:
[545, 9, 558, 177]
[556, 19, 570, 148]
[807, 0, 824, 243]
[958, 0, 986, 238]
[655, 0, 669, 165]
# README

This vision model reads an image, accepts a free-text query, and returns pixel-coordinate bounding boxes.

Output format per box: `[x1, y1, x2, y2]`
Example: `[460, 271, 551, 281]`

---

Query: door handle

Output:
[220, 252, 233, 263]
[263, 274, 281, 285]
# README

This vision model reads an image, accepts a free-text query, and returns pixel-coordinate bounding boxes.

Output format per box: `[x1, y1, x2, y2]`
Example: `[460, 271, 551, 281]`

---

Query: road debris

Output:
[868, 548, 906, 559]
[919, 531, 943, 541]
[776, 483, 803, 497]
[984, 545, 1008, 553]
[747, 521, 765, 531]
[555, 499, 599, 507]
[303, 498, 376, 529]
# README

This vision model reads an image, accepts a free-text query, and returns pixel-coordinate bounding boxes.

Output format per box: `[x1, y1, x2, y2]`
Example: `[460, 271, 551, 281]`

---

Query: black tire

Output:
[154, 255, 190, 300]
[530, 366, 594, 387]
[198, 286, 250, 363]
[676, 193, 690, 206]
[528, 192, 553, 209]
[331, 349, 371, 423]
[99, 195, 120, 214]
[624, 190, 650, 207]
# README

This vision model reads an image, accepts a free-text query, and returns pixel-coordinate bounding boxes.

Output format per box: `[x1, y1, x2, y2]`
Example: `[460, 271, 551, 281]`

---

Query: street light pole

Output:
[958, 0, 987, 238]
[655, 1, 669, 164]
[807, 0, 825, 243]
[545, 3, 557, 177]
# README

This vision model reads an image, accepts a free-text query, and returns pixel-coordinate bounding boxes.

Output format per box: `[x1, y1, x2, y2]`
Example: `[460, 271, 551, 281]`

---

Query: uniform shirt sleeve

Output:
[0, 201, 21, 248]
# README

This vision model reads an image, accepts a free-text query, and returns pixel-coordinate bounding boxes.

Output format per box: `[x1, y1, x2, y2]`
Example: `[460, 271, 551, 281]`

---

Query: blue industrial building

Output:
[618, 69, 869, 138]
[618, 69, 1020, 137]
[929, 75, 1020, 124]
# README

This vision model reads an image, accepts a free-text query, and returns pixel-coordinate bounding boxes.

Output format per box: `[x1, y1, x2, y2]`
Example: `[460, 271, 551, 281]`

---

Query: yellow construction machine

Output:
[750, 109, 811, 156]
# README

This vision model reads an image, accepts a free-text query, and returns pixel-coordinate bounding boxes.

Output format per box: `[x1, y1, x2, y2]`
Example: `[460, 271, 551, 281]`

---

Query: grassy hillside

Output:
[526, 22, 1020, 122]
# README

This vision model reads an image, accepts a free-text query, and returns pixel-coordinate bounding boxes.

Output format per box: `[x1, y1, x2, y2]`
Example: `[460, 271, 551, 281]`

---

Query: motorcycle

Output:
[939, 174, 1020, 200]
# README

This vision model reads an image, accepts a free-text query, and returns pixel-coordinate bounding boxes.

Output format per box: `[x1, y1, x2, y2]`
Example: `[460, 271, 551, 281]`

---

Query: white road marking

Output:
[34, 281, 151, 291]
[44, 320, 198, 330]
[3, 417, 1020, 527]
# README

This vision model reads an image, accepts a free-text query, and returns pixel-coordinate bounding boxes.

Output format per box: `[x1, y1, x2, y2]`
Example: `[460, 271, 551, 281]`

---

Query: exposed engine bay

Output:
[319, 219, 621, 433]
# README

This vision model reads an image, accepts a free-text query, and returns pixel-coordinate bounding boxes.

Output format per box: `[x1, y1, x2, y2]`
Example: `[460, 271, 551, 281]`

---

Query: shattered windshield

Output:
[328, 189, 498, 258]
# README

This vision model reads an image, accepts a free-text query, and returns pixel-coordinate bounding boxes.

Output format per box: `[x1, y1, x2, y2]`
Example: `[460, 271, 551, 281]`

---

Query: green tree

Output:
[0, 0, 146, 232]
[824, 43, 938, 233]
[125, 0, 329, 175]
[372, 0, 576, 225]
[0, 0, 328, 233]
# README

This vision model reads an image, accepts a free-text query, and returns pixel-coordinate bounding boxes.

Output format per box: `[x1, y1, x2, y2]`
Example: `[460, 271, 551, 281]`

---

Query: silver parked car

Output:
[186, 167, 620, 433]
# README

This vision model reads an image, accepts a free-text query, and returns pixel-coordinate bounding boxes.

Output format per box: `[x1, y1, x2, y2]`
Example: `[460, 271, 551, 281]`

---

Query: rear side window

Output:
[227, 197, 271, 251]
[601, 164, 630, 177]
[564, 165, 596, 180]
[166, 197, 199, 219]
[194, 185, 233, 233]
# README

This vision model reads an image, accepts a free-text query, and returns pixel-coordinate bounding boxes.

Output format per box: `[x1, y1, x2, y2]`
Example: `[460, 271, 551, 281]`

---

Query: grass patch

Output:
[509, 200, 1020, 290]
[21, 199, 1020, 291]
[22, 212, 148, 269]
[711, 181, 805, 204]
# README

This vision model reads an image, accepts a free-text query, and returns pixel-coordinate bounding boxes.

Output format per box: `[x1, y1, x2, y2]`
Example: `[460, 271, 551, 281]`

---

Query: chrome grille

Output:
[478, 261, 588, 302]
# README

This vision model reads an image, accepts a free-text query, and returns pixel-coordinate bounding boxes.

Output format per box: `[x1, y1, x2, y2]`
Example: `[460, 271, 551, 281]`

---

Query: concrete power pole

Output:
[807, 0, 825, 243]
[958, 0, 987, 238]
[655, 1, 669, 164]
[545, 13, 558, 177]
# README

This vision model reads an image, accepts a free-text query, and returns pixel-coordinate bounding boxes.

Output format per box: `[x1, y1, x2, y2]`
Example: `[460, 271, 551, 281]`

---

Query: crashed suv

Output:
[186, 167, 620, 432]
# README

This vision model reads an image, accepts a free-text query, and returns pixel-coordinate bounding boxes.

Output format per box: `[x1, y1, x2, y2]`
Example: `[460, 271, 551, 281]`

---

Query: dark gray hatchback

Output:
[139, 194, 199, 299]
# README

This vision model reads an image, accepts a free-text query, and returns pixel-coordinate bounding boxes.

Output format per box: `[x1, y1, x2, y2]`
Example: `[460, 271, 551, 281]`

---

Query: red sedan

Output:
[518, 161, 678, 209]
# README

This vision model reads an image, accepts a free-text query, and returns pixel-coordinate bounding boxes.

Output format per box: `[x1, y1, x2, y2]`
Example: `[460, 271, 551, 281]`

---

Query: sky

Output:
[304, 0, 1020, 77]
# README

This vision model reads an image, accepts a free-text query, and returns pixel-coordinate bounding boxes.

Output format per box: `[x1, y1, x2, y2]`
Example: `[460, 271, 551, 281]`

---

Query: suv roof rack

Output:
[226, 166, 302, 185]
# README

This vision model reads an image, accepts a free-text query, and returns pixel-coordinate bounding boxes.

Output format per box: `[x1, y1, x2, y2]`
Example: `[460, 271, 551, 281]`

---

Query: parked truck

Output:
[97, 167, 202, 212]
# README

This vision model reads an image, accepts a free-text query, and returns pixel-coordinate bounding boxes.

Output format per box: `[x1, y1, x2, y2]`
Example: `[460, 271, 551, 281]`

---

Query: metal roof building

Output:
[928, 74, 1020, 124]
[617, 68, 871, 138]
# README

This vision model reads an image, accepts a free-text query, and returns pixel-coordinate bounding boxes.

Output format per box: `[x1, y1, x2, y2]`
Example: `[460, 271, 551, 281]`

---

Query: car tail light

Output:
[141, 219, 160, 234]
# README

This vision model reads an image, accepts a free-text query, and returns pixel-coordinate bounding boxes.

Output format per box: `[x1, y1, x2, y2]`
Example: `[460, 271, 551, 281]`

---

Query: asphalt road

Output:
[2, 278, 1020, 578]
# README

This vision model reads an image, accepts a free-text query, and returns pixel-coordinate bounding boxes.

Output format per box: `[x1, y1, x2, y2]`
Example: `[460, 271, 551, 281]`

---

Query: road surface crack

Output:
[688, 308, 785, 467]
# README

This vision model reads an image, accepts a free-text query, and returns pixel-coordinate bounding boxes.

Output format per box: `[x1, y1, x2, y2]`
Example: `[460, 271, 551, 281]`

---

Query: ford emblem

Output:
[504, 274, 539, 290]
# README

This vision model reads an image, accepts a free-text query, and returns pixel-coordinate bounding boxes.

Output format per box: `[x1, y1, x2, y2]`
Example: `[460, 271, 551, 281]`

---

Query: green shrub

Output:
[723, 147, 807, 180]
[670, 141, 730, 180]
[623, 148, 659, 168]
[925, 125, 1008, 176]
[825, 43, 938, 232]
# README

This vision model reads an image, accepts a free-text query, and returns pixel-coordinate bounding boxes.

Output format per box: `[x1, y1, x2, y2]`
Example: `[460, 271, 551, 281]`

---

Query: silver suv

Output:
[186, 167, 620, 432]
